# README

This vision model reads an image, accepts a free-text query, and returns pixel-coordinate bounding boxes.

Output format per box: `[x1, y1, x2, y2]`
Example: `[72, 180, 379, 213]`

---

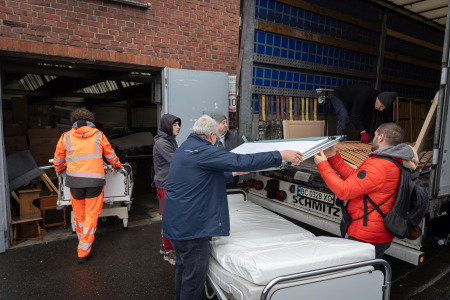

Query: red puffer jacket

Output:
[317, 152, 401, 244]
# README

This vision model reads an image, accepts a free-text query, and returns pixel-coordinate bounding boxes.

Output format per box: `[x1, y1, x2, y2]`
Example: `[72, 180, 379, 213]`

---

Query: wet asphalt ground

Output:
[2, 217, 450, 300]
[1, 172, 450, 300]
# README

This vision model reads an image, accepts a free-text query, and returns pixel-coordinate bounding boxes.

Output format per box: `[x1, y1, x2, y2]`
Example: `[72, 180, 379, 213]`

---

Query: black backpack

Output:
[362, 156, 429, 239]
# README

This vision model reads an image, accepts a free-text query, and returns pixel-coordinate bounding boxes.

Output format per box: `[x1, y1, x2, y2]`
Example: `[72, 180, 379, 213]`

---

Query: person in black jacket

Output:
[209, 113, 246, 187]
[331, 85, 397, 143]
[208, 113, 244, 151]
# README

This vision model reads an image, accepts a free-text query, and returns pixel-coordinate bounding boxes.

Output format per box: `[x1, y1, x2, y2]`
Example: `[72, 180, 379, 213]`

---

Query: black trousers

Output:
[348, 235, 392, 259]
[171, 237, 210, 300]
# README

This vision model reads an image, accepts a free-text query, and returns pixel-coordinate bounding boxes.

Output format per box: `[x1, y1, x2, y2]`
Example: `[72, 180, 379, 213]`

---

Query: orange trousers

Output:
[70, 186, 104, 258]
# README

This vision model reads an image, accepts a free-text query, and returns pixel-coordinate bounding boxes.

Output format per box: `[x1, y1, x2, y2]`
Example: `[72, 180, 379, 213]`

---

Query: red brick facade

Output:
[0, 0, 240, 73]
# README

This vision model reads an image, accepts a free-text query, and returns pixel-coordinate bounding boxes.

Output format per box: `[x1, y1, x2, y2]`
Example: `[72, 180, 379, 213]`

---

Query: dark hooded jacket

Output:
[332, 85, 381, 133]
[153, 114, 181, 189]
[216, 130, 244, 151]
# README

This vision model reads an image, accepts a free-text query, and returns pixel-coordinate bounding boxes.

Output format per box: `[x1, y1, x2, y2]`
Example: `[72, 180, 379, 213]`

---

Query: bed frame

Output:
[206, 190, 391, 300]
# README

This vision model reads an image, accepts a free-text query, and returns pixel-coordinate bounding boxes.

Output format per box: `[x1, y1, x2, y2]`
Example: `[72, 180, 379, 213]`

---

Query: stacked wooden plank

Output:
[336, 142, 372, 167]
[336, 142, 432, 170]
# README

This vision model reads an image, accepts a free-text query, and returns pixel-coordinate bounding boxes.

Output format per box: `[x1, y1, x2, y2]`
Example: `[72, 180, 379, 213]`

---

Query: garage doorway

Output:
[0, 56, 162, 250]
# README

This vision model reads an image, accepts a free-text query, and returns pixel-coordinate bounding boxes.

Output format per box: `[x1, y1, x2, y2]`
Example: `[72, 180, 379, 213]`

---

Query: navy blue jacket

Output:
[162, 133, 282, 240]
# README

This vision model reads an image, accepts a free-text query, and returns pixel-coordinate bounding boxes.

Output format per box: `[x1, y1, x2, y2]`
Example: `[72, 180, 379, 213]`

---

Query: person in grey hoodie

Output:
[153, 113, 181, 265]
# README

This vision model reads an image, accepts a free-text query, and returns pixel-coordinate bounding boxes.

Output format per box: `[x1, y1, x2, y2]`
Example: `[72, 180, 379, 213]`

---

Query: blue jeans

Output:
[330, 94, 350, 135]
[171, 237, 210, 300]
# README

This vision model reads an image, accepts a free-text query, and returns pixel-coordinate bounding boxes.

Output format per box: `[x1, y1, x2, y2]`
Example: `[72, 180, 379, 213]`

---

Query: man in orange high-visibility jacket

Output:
[53, 107, 122, 263]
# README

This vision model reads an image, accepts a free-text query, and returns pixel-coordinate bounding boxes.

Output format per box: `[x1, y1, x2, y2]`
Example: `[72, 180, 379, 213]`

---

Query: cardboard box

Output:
[282, 120, 326, 139]
[31, 154, 54, 165]
[27, 128, 62, 139]
[29, 144, 57, 156]
[2, 109, 13, 124]
[29, 115, 50, 127]
[3, 124, 27, 137]
[28, 137, 60, 147]
[28, 105, 50, 115]
[11, 97, 28, 123]
[4, 136, 28, 155]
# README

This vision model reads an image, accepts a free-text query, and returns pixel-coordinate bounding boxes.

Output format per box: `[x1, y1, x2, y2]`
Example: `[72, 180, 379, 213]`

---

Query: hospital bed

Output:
[206, 191, 391, 300]
[57, 165, 134, 230]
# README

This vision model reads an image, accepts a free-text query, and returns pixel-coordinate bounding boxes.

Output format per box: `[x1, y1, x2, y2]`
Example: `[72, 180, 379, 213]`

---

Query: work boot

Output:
[77, 253, 91, 264]
[164, 250, 176, 265]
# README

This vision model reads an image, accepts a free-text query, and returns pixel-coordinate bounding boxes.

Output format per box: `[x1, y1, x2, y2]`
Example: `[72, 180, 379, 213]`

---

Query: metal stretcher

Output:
[206, 191, 391, 300]
[57, 165, 134, 230]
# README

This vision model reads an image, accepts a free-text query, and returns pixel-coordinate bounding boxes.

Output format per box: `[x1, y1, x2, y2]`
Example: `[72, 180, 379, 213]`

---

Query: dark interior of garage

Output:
[1, 55, 162, 243]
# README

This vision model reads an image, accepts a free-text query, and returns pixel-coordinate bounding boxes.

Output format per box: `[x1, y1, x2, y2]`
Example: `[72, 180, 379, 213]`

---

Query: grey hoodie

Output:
[369, 143, 419, 171]
[153, 114, 181, 189]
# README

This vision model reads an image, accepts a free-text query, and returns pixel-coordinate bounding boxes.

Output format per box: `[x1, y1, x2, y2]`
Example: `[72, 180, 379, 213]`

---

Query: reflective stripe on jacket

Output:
[53, 125, 121, 187]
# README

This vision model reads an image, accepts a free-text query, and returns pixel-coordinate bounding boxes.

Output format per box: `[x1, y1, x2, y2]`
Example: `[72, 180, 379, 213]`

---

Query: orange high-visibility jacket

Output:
[317, 152, 400, 244]
[53, 123, 122, 188]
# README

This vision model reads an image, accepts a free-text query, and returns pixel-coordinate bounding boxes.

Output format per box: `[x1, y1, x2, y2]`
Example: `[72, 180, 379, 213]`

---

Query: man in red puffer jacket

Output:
[314, 122, 418, 258]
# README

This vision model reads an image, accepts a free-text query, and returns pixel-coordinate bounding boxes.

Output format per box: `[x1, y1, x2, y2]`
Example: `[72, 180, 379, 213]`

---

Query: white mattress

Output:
[209, 195, 375, 286]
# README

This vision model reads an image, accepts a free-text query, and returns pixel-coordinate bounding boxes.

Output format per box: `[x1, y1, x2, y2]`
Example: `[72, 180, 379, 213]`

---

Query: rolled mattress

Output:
[209, 195, 375, 285]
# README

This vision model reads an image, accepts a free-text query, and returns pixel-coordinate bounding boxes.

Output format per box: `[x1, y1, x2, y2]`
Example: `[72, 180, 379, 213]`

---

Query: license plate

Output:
[297, 186, 335, 205]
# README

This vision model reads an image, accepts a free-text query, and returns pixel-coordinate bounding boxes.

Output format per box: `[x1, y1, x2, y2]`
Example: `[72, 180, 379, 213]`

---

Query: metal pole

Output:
[261, 259, 392, 300]
[375, 10, 387, 90]
[238, 0, 256, 139]
[430, 4, 450, 199]
[0, 72, 11, 252]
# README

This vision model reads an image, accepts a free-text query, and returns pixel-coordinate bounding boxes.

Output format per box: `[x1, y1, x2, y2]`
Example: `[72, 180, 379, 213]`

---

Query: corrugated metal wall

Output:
[241, 0, 443, 140]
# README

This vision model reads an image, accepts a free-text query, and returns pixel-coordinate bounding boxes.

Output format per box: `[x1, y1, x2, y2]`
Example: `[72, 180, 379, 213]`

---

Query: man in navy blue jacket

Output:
[162, 115, 303, 300]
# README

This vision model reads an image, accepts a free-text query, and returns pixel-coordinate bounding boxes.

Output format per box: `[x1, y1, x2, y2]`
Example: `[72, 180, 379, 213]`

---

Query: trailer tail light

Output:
[276, 191, 287, 201]
[407, 228, 422, 240]
[247, 178, 256, 188]
[254, 180, 264, 190]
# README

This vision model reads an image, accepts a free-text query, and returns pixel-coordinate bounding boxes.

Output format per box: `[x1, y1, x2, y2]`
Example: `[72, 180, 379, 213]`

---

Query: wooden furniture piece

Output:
[10, 214, 43, 246]
[39, 195, 67, 229]
[393, 96, 433, 143]
[414, 91, 439, 153]
[40, 173, 59, 194]
[17, 187, 42, 237]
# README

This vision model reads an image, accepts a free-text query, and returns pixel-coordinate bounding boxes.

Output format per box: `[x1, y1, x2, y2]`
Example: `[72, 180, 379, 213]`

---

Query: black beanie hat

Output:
[378, 92, 397, 108]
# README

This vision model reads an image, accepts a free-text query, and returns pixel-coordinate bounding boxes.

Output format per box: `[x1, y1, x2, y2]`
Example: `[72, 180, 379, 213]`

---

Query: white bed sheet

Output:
[210, 195, 375, 286]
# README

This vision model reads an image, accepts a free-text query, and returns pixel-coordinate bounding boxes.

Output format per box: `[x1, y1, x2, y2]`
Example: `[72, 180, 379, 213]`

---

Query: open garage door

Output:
[0, 56, 162, 251]
[162, 68, 229, 144]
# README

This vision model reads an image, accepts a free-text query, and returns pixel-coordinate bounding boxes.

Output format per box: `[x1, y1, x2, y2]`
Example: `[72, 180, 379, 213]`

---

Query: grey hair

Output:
[192, 115, 219, 137]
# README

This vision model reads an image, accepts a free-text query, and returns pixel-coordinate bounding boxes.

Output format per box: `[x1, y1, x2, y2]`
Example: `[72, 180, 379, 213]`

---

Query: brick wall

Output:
[0, 0, 240, 73]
